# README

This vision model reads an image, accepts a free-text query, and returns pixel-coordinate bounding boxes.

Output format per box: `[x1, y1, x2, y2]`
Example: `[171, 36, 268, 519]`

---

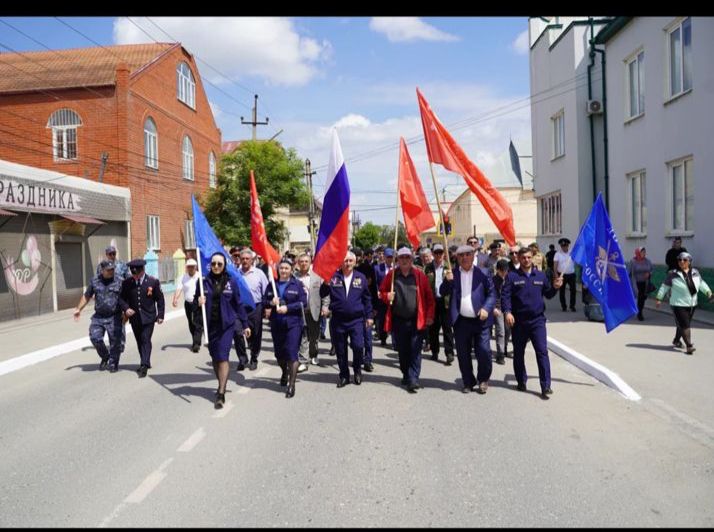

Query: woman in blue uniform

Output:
[196, 252, 251, 409]
[263, 258, 307, 398]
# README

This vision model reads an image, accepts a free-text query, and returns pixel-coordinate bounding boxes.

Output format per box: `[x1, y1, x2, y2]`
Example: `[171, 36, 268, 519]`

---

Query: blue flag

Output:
[191, 195, 255, 310]
[508, 139, 523, 187]
[571, 193, 637, 332]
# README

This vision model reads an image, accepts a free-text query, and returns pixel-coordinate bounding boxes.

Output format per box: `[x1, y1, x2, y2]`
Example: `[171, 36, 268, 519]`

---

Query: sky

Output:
[0, 16, 532, 225]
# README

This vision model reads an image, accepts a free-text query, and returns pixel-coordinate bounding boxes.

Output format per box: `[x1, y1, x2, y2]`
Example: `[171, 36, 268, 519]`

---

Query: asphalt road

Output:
[1, 316, 713, 527]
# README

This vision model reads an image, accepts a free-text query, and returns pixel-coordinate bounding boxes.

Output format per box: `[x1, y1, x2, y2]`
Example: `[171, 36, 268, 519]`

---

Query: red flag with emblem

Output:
[250, 170, 280, 277]
[417, 87, 516, 246]
[398, 137, 435, 248]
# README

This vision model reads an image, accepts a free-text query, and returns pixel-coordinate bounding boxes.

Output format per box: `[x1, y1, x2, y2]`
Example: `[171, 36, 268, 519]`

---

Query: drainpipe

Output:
[587, 19, 598, 204]
[593, 45, 609, 210]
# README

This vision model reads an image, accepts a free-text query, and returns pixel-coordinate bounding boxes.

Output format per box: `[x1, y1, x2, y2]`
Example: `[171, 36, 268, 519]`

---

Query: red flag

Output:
[249, 170, 280, 277]
[398, 137, 435, 248]
[417, 88, 516, 246]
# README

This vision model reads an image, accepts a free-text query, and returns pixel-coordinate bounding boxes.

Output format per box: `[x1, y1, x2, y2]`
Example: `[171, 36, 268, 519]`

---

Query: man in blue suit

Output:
[320, 251, 374, 387]
[501, 247, 562, 399]
[119, 258, 165, 378]
[439, 245, 496, 394]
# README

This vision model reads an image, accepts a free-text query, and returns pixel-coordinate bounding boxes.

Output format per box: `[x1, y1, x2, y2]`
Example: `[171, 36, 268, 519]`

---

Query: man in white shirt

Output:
[171, 259, 202, 352]
[554, 237, 577, 312]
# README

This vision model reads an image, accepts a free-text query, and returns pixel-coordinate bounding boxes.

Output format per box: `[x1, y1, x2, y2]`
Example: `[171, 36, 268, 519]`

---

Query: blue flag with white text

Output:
[571, 193, 637, 332]
[191, 196, 255, 310]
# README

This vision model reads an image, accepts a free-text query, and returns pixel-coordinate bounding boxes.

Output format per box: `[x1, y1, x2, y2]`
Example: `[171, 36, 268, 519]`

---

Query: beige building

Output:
[274, 198, 322, 254]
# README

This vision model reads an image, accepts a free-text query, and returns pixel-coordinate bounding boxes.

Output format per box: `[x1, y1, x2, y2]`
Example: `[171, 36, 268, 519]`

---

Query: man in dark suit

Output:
[119, 258, 165, 378]
[439, 245, 496, 394]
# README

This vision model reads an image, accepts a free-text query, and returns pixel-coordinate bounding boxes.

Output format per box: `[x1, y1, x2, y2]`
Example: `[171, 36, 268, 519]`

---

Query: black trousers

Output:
[672, 306, 696, 347]
[559, 273, 577, 310]
[235, 303, 263, 363]
[428, 297, 454, 358]
[635, 281, 648, 314]
[130, 319, 155, 368]
[184, 301, 203, 347]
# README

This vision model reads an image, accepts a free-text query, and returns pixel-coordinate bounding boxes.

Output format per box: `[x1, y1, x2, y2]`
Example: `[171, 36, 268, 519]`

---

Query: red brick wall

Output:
[0, 45, 221, 261]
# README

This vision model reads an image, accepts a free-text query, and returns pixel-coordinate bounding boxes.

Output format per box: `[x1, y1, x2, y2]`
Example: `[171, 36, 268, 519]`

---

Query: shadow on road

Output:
[160, 343, 193, 351]
[626, 343, 683, 353]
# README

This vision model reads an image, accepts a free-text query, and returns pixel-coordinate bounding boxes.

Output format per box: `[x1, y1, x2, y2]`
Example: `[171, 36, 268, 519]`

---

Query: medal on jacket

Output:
[147, 286, 153, 296]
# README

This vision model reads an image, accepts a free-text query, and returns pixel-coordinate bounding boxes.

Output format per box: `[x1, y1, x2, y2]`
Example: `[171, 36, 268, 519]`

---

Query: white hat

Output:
[186, 259, 198, 267]
[456, 245, 474, 254]
[396, 247, 413, 257]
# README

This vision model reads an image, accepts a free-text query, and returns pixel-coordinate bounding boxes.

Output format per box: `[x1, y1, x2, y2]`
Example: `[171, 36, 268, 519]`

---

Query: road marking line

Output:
[177, 427, 206, 452]
[0, 310, 184, 378]
[123, 457, 173, 504]
[647, 398, 714, 448]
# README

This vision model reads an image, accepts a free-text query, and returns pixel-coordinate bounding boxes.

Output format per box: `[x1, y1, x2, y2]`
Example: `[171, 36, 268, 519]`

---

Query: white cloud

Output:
[113, 17, 331, 86]
[512, 29, 530, 55]
[369, 18, 459, 43]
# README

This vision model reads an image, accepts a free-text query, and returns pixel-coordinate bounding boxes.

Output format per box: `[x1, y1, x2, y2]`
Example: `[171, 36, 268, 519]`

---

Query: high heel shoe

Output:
[214, 391, 225, 409]
[285, 385, 295, 398]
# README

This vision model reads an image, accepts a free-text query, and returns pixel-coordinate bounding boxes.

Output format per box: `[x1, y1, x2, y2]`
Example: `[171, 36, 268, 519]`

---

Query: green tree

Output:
[200, 141, 309, 247]
[354, 222, 381, 251]
[379, 222, 409, 250]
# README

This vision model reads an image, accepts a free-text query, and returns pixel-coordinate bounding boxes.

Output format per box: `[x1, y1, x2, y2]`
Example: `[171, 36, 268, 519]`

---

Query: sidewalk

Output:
[543, 297, 714, 432]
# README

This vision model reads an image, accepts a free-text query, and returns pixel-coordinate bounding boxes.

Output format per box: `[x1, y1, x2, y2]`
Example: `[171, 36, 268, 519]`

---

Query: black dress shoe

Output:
[363, 363, 374, 372]
[337, 377, 349, 388]
[540, 392, 550, 400]
[516, 382, 527, 392]
[191, 345, 201, 352]
[407, 383, 418, 394]
[445, 355, 454, 366]
[99, 359, 109, 371]
[137, 366, 148, 378]
[461, 386, 471, 394]
[248, 360, 258, 371]
[285, 385, 295, 398]
[543, 388, 553, 395]
[108, 364, 118, 373]
[495, 356, 505, 365]
[236, 362, 246, 372]
[353, 373, 362, 385]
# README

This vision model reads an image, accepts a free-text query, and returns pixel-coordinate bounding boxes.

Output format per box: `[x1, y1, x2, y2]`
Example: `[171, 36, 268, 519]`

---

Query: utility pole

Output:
[241, 94, 269, 141]
[304, 158, 317, 252]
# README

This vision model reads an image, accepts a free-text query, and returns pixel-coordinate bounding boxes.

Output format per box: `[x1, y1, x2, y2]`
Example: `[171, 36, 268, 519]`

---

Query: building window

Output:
[551, 111, 565, 159]
[626, 51, 645, 119]
[209, 152, 217, 188]
[667, 157, 693, 234]
[177, 62, 196, 109]
[668, 17, 692, 99]
[627, 171, 647, 235]
[540, 192, 562, 236]
[184, 219, 196, 249]
[147, 215, 160, 251]
[182, 136, 194, 181]
[47, 108, 82, 160]
[144, 117, 158, 169]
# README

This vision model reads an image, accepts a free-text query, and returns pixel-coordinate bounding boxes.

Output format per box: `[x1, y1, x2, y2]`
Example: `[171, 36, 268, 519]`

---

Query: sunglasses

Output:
[211, 261, 225, 267]
[231, 254, 240, 258]
[107, 252, 116, 256]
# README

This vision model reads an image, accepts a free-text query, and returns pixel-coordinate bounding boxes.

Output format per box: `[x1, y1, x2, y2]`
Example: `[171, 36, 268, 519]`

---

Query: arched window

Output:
[209, 151, 216, 188]
[182, 136, 194, 181]
[144, 117, 158, 169]
[47, 108, 82, 160]
[176, 62, 196, 109]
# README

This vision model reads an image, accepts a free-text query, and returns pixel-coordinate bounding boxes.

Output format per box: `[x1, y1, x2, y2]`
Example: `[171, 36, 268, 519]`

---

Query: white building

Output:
[530, 16, 714, 270]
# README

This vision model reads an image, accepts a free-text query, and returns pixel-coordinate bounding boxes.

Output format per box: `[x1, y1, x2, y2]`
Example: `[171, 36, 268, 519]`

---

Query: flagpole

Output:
[427, 162, 452, 271]
[195, 245, 209, 346]
[389, 176, 401, 305]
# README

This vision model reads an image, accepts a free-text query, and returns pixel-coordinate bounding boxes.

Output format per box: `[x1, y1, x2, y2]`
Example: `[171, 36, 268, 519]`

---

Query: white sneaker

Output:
[297, 363, 308, 373]
[309, 357, 319, 365]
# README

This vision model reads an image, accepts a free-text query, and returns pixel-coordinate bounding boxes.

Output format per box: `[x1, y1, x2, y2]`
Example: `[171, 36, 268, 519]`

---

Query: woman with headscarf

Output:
[263, 258, 307, 398]
[196, 252, 251, 408]
[656, 251, 713, 354]
[627, 247, 654, 321]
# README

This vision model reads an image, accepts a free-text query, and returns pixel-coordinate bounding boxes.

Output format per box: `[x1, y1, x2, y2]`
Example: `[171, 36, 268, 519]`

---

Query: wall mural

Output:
[2, 235, 42, 296]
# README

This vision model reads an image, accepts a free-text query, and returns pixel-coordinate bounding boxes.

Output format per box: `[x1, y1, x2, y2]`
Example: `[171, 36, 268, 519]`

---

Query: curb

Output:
[0, 309, 185, 378]
[547, 336, 641, 401]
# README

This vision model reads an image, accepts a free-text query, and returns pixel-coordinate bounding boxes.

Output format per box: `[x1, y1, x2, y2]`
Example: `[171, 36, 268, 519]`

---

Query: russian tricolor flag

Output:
[312, 129, 351, 281]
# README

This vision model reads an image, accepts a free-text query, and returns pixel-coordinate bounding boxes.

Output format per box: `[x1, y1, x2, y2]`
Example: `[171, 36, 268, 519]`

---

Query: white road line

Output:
[123, 457, 173, 504]
[0, 309, 184, 378]
[647, 398, 714, 449]
[99, 457, 174, 527]
[177, 427, 206, 452]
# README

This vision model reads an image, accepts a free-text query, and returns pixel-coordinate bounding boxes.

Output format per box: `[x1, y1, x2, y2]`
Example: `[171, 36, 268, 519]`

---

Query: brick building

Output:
[0, 42, 221, 266]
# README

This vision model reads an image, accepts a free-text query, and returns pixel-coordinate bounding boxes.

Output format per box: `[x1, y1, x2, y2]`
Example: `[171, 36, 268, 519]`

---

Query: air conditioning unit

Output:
[587, 99, 603, 115]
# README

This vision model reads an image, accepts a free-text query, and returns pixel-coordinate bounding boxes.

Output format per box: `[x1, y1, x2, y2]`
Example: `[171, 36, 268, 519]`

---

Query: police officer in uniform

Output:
[74, 260, 124, 372]
[96, 245, 131, 355]
[119, 259, 165, 378]
[501, 247, 563, 399]
[264, 258, 308, 398]
[440, 245, 496, 394]
[320, 251, 373, 387]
